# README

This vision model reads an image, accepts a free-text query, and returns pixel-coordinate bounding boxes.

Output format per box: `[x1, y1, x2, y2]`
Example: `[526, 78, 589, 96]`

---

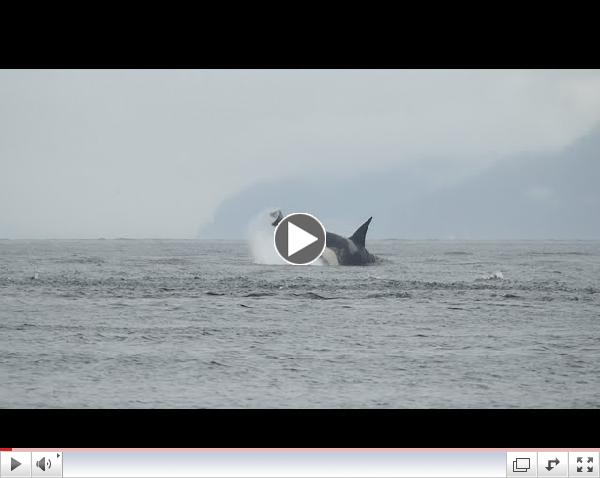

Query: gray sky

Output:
[1, 69, 600, 238]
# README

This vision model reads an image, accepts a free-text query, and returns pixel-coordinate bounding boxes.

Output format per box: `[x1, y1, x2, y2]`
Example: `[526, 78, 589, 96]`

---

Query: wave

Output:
[530, 251, 593, 256]
[480, 271, 504, 280]
[292, 292, 337, 300]
[366, 292, 411, 299]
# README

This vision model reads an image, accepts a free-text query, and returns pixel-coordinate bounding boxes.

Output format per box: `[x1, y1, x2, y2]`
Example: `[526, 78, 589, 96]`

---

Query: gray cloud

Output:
[1, 69, 600, 238]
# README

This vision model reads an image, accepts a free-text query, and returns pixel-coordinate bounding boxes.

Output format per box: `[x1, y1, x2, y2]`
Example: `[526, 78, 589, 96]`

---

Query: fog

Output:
[1, 69, 600, 238]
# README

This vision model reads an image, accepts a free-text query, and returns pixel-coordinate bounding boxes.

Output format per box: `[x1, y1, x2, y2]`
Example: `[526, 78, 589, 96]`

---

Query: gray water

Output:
[1, 239, 599, 408]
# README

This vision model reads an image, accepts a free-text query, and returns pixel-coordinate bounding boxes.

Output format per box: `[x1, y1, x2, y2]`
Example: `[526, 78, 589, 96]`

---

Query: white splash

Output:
[485, 271, 504, 280]
[246, 208, 286, 265]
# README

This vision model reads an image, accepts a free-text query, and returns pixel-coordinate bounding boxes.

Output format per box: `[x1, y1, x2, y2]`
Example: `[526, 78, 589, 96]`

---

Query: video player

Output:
[1, 450, 598, 478]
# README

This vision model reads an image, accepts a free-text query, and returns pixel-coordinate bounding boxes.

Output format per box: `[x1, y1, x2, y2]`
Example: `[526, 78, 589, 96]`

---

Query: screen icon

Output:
[514, 458, 531, 472]
[507, 452, 537, 477]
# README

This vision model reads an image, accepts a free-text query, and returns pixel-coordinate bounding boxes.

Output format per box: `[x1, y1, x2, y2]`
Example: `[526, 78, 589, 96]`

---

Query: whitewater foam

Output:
[246, 208, 286, 265]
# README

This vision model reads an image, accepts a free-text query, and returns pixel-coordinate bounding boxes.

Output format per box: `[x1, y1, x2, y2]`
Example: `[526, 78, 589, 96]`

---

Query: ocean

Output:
[1, 239, 599, 408]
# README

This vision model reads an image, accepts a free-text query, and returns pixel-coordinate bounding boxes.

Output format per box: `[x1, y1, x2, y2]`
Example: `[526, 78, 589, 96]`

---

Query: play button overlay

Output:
[274, 212, 326, 265]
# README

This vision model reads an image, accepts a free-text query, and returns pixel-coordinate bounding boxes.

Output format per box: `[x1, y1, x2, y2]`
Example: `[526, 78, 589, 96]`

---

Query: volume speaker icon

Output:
[36, 457, 51, 471]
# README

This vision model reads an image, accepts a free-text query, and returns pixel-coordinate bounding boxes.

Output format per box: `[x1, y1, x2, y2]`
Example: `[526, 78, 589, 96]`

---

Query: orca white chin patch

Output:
[320, 247, 339, 265]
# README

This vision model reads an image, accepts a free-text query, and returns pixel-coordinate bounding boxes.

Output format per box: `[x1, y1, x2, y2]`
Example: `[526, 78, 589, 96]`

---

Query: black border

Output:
[3, 410, 600, 447]
[2, 4, 599, 70]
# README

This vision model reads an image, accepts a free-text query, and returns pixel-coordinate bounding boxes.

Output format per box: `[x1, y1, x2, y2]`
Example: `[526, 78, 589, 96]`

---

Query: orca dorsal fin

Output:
[349, 217, 372, 248]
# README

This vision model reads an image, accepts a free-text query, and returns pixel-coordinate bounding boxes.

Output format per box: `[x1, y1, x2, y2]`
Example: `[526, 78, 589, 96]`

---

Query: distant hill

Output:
[199, 126, 600, 239]
[411, 125, 600, 239]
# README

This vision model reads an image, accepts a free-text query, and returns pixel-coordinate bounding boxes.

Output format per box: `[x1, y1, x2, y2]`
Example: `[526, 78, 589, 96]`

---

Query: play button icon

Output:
[1, 452, 31, 476]
[274, 212, 326, 265]
[287, 221, 318, 256]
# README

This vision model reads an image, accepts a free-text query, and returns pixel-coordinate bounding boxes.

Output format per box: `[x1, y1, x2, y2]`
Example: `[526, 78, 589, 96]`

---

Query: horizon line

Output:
[2, 237, 600, 241]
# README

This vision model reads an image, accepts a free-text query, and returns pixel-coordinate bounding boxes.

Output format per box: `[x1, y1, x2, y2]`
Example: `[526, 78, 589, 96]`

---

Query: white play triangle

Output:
[288, 221, 318, 256]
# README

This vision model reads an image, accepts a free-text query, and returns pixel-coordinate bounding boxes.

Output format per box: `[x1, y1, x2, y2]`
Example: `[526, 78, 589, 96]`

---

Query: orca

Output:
[270, 210, 378, 266]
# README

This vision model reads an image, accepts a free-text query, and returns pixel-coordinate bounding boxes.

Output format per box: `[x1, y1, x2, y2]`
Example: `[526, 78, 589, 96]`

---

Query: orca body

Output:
[270, 210, 378, 266]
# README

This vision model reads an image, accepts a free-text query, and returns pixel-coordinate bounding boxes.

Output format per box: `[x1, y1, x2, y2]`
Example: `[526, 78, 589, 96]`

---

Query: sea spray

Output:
[246, 208, 286, 265]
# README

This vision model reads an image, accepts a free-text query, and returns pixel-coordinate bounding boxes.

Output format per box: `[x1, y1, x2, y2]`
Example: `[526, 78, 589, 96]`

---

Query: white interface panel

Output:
[0, 450, 598, 478]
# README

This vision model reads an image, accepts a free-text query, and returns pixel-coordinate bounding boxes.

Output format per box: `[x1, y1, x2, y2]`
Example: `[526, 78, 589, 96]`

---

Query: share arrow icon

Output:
[546, 458, 560, 471]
